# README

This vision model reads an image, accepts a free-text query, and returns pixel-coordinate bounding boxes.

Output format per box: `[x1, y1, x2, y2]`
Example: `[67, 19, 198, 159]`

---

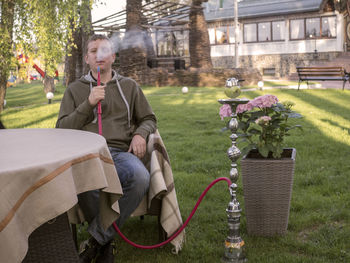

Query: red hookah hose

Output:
[112, 177, 232, 249]
[97, 67, 102, 135]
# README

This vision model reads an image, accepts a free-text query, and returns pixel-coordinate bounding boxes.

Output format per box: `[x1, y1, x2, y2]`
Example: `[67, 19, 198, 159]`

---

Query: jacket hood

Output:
[79, 70, 123, 84]
[80, 69, 131, 128]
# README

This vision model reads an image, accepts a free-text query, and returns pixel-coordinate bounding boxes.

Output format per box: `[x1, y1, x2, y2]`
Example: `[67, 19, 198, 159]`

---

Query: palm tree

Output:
[189, 0, 212, 69]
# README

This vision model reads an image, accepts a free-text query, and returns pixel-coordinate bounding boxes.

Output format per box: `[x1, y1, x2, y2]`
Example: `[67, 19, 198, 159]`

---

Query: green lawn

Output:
[1, 82, 350, 263]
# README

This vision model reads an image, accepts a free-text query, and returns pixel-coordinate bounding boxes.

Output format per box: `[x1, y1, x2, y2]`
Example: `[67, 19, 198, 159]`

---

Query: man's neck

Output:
[91, 69, 113, 84]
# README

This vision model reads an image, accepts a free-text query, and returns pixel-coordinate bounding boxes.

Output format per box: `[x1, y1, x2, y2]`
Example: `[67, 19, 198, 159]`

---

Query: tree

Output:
[189, 0, 212, 68]
[0, 0, 15, 112]
[26, 0, 80, 93]
[0, 0, 84, 112]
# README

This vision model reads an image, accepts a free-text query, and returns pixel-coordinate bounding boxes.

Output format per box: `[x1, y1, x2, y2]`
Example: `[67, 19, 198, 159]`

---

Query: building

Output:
[152, 0, 349, 78]
[202, 0, 349, 78]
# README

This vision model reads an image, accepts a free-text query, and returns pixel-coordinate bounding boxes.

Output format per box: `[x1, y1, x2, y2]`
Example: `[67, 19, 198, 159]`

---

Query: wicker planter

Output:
[241, 148, 296, 236]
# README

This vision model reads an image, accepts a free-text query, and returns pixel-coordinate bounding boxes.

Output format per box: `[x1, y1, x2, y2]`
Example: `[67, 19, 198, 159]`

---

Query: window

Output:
[322, 16, 336, 38]
[306, 18, 320, 38]
[216, 27, 228, 44]
[263, 68, 275, 76]
[290, 16, 336, 40]
[157, 31, 168, 56]
[228, 26, 235, 43]
[208, 25, 236, 45]
[208, 28, 216, 44]
[244, 23, 257, 42]
[174, 31, 189, 56]
[290, 19, 305, 39]
[272, 21, 285, 41]
[258, 22, 271, 42]
[156, 30, 189, 57]
[244, 21, 285, 43]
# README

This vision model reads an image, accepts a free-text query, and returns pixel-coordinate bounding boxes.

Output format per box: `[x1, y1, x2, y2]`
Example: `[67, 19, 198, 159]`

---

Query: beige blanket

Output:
[132, 130, 185, 253]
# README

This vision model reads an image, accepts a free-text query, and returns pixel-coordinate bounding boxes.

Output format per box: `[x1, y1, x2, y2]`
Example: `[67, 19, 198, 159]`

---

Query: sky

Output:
[91, 0, 126, 22]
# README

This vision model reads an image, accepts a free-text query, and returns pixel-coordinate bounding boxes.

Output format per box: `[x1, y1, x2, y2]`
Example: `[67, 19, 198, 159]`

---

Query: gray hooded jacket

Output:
[56, 71, 157, 151]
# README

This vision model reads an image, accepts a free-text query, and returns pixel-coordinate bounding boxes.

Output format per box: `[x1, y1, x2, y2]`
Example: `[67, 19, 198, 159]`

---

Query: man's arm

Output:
[133, 86, 157, 138]
[56, 87, 95, 129]
[128, 85, 157, 158]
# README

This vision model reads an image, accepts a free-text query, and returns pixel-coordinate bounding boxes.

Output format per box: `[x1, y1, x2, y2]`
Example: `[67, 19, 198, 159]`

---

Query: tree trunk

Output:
[44, 75, 55, 94]
[64, 18, 78, 86]
[0, 0, 15, 113]
[126, 0, 143, 31]
[80, 0, 93, 75]
[75, 27, 83, 79]
[189, 0, 212, 69]
[120, 0, 148, 80]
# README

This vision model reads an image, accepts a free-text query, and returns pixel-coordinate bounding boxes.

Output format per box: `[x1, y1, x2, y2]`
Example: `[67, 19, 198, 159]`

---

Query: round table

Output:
[0, 128, 122, 263]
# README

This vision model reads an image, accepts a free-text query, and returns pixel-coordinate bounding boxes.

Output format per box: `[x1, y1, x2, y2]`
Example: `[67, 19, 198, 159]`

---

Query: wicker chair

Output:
[23, 213, 79, 262]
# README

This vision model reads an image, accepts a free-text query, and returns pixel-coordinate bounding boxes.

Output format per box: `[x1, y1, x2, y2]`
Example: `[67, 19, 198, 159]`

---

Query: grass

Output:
[1, 82, 350, 262]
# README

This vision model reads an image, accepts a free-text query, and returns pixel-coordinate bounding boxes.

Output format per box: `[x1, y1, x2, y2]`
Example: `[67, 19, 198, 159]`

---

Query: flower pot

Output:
[241, 148, 296, 236]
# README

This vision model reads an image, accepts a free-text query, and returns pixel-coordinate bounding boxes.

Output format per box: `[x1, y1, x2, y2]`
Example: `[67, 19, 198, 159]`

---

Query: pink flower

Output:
[255, 116, 272, 126]
[250, 95, 278, 108]
[236, 102, 253, 114]
[219, 104, 232, 120]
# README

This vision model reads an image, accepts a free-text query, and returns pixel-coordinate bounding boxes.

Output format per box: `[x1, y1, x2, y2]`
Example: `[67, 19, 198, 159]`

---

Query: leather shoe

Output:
[95, 241, 115, 263]
[79, 237, 101, 263]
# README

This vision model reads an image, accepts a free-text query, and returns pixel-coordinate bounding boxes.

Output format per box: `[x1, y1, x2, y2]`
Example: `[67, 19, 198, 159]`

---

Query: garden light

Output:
[46, 92, 54, 104]
[258, 81, 264, 90]
[182, 86, 188, 94]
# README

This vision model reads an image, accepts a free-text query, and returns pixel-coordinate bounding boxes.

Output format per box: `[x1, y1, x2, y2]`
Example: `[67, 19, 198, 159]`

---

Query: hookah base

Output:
[222, 256, 247, 263]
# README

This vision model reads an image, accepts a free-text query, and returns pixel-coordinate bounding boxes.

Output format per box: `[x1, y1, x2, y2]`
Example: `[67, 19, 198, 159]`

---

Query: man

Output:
[56, 34, 157, 263]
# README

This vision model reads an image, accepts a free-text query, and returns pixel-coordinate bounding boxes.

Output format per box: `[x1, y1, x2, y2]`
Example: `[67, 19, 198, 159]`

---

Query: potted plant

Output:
[219, 94, 302, 236]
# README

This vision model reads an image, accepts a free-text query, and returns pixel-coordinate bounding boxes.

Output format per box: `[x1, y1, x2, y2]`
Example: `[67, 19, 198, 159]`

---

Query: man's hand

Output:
[88, 85, 105, 106]
[128, 134, 146, 159]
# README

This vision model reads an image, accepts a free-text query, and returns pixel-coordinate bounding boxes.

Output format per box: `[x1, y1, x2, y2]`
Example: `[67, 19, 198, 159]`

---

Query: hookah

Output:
[96, 67, 247, 261]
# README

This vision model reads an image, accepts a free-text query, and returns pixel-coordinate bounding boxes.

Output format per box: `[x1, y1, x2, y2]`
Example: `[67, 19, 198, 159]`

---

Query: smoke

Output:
[96, 28, 163, 60]
[110, 28, 155, 53]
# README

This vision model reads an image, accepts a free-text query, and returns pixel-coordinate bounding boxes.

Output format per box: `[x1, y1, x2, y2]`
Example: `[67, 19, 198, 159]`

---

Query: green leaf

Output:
[258, 145, 269, 158]
[241, 144, 255, 158]
[248, 128, 262, 135]
[273, 145, 283, 158]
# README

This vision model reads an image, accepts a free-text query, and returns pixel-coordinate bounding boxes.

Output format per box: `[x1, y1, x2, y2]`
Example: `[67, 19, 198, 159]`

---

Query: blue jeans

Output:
[78, 147, 150, 245]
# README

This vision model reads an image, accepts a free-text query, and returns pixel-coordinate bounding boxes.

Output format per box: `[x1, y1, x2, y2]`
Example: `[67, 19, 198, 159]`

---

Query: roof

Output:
[204, 0, 325, 21]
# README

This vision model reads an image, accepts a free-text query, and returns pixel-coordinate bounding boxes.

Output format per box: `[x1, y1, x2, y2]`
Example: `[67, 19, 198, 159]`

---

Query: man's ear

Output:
[84, 54, 89, 64]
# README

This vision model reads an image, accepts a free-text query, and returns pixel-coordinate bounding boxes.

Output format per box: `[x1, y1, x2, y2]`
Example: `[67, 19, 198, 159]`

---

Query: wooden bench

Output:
[296, 67, 350, 90]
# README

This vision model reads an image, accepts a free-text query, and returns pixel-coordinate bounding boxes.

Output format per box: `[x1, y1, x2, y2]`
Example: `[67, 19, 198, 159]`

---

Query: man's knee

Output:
[129, 165, 150, 193]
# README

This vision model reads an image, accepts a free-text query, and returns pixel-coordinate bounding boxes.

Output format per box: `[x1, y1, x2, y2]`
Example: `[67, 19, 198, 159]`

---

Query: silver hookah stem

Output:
[219, 98, 248, 263]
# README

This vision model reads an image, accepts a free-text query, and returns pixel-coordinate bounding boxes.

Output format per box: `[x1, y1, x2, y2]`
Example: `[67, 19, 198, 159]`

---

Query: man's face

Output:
[85, 39, 115, 73]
